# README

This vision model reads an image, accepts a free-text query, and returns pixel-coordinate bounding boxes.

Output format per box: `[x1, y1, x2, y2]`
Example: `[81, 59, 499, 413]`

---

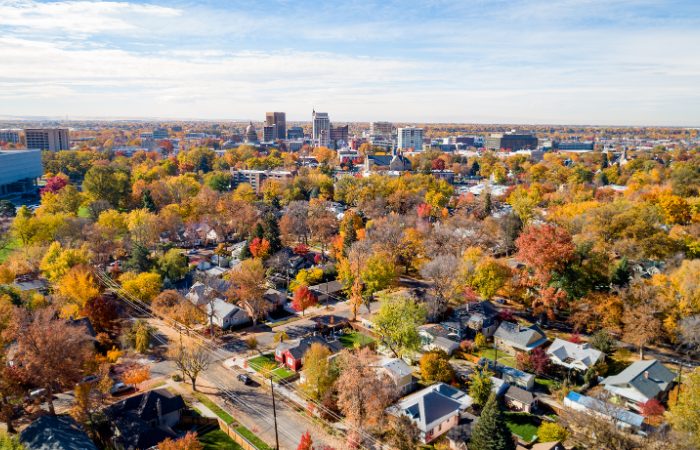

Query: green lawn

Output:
[478, 348, 517, 368]
[247, 354, 296, 381]
[504, 412, 539, 443]
[192, 391, 234, 425]
[235, 425, 272, 450]
[0, 236, 20, 263]
[200, 429, 243, 450]
[338, 331, 375, 348]
[534, 377, 558, 394]
[77, 206, 91, 218]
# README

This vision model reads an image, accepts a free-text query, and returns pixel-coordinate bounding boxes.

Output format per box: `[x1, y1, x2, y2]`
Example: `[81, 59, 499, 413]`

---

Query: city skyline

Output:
[1, 0, 700, 126]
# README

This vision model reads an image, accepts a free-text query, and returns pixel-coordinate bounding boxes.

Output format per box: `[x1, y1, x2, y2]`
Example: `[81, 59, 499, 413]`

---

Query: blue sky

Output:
[1, 0, 699, 125]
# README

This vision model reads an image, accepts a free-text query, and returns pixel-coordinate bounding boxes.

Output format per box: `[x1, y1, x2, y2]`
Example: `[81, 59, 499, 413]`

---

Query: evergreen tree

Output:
[127, 243, 152, 272]
[142, 189, 157, 212]
[610, 257, 630, 288]
[239, 240, 251, 259]
[253, 223, 265, 240]
[469, 393, 515, 450]
[342, 221, 357, 257]
[263, 213, 282, 252]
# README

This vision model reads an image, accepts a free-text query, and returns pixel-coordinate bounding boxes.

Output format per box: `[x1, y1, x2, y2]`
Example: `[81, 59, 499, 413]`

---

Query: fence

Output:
[216, 418, 264, 450]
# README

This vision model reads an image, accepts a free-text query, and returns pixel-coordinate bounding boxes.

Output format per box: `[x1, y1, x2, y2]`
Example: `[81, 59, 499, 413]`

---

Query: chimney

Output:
[643, 371, 649, 379]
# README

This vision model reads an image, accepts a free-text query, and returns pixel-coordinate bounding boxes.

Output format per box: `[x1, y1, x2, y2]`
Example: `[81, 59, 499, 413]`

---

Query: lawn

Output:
[504, 412, 539, 443]
[478, 348, 517, 368]
[247, 354, 296, 381]
[338, 331, 375, 348]
[199, 429, 243, 450]
[0, 236, 20, 263]
[534, 377, 558, 394]
[235, 425, 272, 450]
[192, 391, 234, 425]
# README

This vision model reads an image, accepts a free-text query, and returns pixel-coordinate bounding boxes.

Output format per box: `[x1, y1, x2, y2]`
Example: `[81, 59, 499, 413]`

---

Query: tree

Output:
[0, 200, 16, 218]
[248, 237, 271, 259]
[157, 432, 203, 450]
[292, 285, 318, 317]
[470, 258, 511, 299]
[83, 164, 130, 208]
[152, 290, 204, 328]
[55, 265, 101, 318]
[373, 295, 426, 358]
[589, 329, 617, 354]
[468, 367, 494, 408]
[227, 258, 270, 325]
[297, 431, 313, 450]
[157, 249, 190, 282]
[300, 343, 335, 401]
[280, 201, 309, 244]
[335, 348, 395, 439]
[639, 398, 665, 418]
[168, 342, 210, 391]
[83, 293, 120, 335]
[419, 350, 454, 383]
[120, 272, 162, 303]
[420, 255, 459, 320]
[262, 213, 282, 253]
[122, 365, 151, 385]
[386, 414, 420, 450]
[361, 252, 396, 297]
[16, 308, 94, 415]
[537, 422, 569, 443]
[516, 224, 575, 285]
[622, 299, 662, 360]
[667, 368, 700, 448]
[469, 393, 515, 450]
[349, 278, 363, 322]
[516, 347, 551, 375]
[0, 431, 25, 450]
[507, 185, 541, 225]
[40, 242, 90, 282]
[124, 319, 154, 353]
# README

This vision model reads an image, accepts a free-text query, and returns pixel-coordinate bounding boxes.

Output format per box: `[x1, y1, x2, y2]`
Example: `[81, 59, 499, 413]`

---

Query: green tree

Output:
[470, 258, 511, 299]
[142, 189, 157, 212]
[83, 165, 130, 208]
[263, 213, 282, 252]
[125, 320, 154, 353]
[469, 393, 515, 450]
[0, 430, 25, 449]
[361, 252, 396, 296]
[157, 249, 190, 282]
[468, 367, 494, 408]
[667, 368, 700, 448]
[373, 295, 426, 358]
[419, 350, 454, 383]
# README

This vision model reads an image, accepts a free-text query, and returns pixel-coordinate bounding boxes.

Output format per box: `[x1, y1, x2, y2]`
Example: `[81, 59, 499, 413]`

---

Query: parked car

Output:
[29, 388, 46, 401]
[110, 382, 134, 396]
[80, 375, 99, 385]
[237, 374, 253, 386]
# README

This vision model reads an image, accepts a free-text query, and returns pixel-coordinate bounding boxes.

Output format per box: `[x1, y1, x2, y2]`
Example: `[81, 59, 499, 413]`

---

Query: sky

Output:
[1, 0, 699, 125]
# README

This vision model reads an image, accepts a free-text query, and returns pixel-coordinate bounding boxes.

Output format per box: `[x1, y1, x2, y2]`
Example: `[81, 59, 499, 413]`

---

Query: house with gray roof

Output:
[494, 321, 547, 354]
[379, 358, 415, 395]
[602, 359, 675, 409]
[202, 298, 251, 329]
[547, 338, 604, 371]
[20, 415, 98, 450]
[389, 383, 472, 443]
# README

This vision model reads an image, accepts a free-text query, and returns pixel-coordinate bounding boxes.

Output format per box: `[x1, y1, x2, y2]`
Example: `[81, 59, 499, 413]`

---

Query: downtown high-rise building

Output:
[0, 129, 21, 144]
[24, 128, 70, 151]
[370, 121, 393, 137]
[397, 127, 424, 151]
[265, 112, 286, 140]
[312, 110, 330, 147]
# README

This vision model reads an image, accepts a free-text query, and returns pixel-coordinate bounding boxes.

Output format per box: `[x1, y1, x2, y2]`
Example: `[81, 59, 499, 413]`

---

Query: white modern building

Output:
[397, 127, 424, 151]
[24, 128, 70, 151]
[0, 150, 43, 198]
[312, 110, 330, 147]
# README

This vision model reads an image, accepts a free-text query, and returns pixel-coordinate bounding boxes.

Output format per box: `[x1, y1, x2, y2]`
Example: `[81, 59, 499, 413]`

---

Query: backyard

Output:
[478, 348, 517, 368]
[248, 353, 296, 382]
[338, 331, 375, 348]
[199, 429, 243, 450]
[504, 412, 540, 443]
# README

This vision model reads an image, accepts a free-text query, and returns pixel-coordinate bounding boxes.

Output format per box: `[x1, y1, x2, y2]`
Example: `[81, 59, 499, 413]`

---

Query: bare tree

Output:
[168, 341, 210, 391]
[420, 255, 459, 320]
[227, 258, 271, 325]
[16, 308, 94, 414]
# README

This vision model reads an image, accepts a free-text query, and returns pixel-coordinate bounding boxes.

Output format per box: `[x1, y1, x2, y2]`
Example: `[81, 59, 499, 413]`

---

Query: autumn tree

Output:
[122, 365, 151, 386]
[157, 249, 190, 282]
[83, 293, 121, 335]
[152, 290, 204, 328]
[335, 348, 395, 439]
[516, 347, 551, 375]
[226, 258, 270, 325]
[56, 265, 101, 318]
[169, 342, 210, 391]
[419, 350, 455, 383]
[667, 368, 700, 448]
[373, 295, 426, 358]
[469, 367, 494, 408]
[300, 343, 335, 401]
[537, 422, 569, 443]
[420, 254, 459, 320]
[124, 319, 154, 353]
[386, 414, 420, 450]
[297, 431, 313, 450]
[622, 280, 663, 360]
[16, 308, 94, 415]
[157, 432, 203, 450]
[516, 224, 575, 285]
[119, 271, 162, 303]
[248, 237, 271, 259]
[292, 286, 318, 317]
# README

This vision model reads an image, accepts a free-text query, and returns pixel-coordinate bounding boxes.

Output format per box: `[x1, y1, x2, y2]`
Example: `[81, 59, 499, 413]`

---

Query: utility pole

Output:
[270, 377, 280, 450]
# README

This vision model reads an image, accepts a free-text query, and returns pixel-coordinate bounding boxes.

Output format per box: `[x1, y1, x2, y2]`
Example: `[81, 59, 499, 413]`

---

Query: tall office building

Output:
[263, 125, 277, 142]
[287, 127, 304, 140]
[397, 127, 424, 151]
[24, 128, 70, 151]
[0, 150, 42, 198]
[312, 110, 330, 147]
[0, 130, 21, 144]
[485, 132, 538, 150]
[265, 112, 286, 139]
[330, 125, 349, 149]
[370, 121, 392, 137]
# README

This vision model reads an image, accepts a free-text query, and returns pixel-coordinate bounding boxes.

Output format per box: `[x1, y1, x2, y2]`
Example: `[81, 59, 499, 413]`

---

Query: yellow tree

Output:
[56, 266, 100, 318]
[40, 242, 90, 282]
[120, 272, 162, 302]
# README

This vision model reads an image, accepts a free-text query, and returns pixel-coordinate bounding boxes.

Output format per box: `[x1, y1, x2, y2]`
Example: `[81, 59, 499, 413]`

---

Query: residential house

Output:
[503, 385, 536, 413]
[379, 358, 415, 395]
[494, 322, 547, 354]
[20, 415, 98, 450]
[547, 338, 604, 372]
[105, 388, 186, 450]
[419, 324, 461, 355]
[311, 315, 350, 335]
[563, 391, 645, 431]
[480, 359, 535, 390]
[275, 336, 344, 371]
[445, 413, 478, 450]
[202, 298, 250, 329]
[308, 280, 344, 303]
[453, 300, 500, 337]
[390, 383, 473, 443]
[602, 359, 675, 409]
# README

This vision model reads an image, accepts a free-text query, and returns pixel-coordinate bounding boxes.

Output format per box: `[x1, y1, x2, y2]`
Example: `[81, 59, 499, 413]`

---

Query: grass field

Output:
[338, 331, 375, 348]
[248, 354, 296, 382]
[235, 425, 272, 450]
[0, 236, 20, 263]
[478, 348, 517, 368]
[200, 429, 243, 450]
[504, 412, 539, 442]
[192, 391, 234, 425]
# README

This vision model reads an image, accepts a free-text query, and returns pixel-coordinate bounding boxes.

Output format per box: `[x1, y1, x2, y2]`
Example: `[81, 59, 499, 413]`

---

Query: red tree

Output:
[249, 238, 271, 259]
[516, 224, 575, 285]
[297, 431, 313, 450]
[431, 158, 446, 171]
[417, 203, 431, 219]
[516, 347, 551, 375]
[292, 286, 318, 316]
[293, 244, 310, 255]
[40, 175, 68, 195]
[640, 399, 665, 418]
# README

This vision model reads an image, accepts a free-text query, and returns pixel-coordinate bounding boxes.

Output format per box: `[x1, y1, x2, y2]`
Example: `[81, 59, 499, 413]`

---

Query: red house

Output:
[274, 336, 343, 371]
